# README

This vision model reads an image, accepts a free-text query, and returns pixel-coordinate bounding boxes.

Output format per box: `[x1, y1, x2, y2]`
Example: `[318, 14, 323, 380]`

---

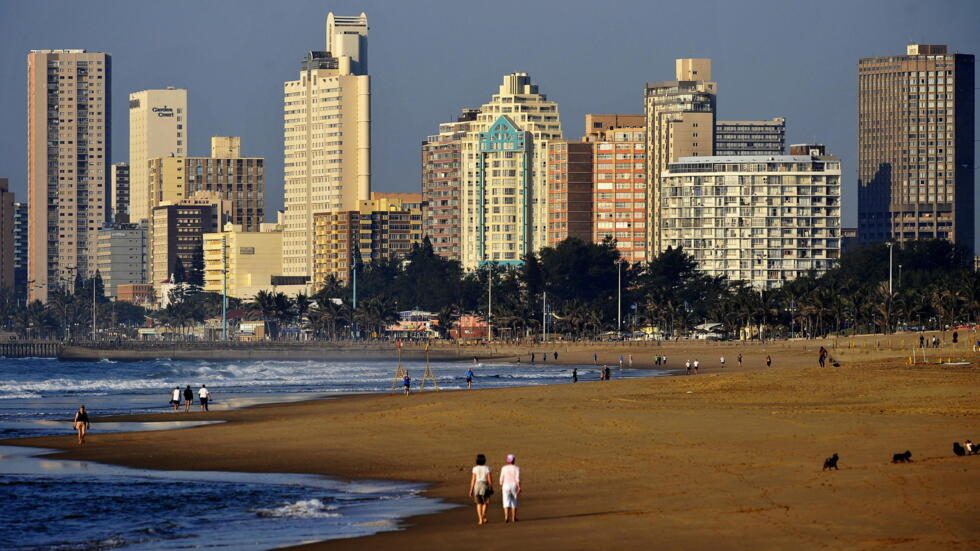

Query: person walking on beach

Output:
[531, 352, 535, 364]
[572, 368, 578, 383]
[655, 355, 661, 367]
[468, 454, 493, 525]
[720, 356, 726, 368]
[603, 365, 611, 381]
[919, 334, 925, 349]
[593, 352, 598, 365]
[818, 347, 827, 368]
[553, 351, 558, 361]
[466, 368, 475, 390]
[183, 385, 193, 413]
[73, 405, 90, 445]
[737, 353, 743, 368]
[403, 373, 411, 395]
[685, 360, 691, 375]
[500, 454, 521, 523]
[693, 359, 700, 374]
[171, 386, 181, 412]
[628, 354, 633, 368]
[619, 355, 624, 370]
[766, 355, 772, 368]
[199, 384, 210, 412]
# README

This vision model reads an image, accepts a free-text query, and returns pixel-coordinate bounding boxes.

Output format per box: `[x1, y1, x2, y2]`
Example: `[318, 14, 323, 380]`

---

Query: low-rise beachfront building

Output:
[203, 221, 284, 300]
[660, 147, 842, 289]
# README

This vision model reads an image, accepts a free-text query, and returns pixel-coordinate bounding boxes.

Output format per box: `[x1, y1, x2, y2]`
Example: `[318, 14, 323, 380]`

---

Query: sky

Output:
[1, 0, 978, 230]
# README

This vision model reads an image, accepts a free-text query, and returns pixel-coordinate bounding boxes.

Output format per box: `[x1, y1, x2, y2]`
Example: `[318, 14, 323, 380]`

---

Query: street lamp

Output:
[886, 242, 894, 294]
[617, 259, 623, 333]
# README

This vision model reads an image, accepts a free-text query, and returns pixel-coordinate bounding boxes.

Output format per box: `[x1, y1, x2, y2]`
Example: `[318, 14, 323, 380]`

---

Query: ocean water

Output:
[0, 357, 664, 549]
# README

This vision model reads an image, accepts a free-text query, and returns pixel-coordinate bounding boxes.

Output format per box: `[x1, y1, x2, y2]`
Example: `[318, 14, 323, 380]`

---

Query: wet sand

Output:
[8, 336, 980, 550]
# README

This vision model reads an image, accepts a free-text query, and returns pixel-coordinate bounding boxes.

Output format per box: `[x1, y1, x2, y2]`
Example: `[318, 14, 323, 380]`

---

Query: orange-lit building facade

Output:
[546, 141, 593, 246]
[589, 126, 648, 263]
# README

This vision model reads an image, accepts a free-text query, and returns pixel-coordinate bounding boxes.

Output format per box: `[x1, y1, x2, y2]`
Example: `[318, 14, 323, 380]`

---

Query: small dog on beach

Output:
[822, 453, 839, 471]
[891, 450, 912, 463]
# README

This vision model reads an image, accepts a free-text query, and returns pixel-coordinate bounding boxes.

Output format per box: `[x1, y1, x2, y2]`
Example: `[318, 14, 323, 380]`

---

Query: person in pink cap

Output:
[499, 453, 521, 522]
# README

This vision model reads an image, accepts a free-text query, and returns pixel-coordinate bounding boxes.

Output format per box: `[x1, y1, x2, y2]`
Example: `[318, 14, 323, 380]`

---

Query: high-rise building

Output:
[283, 11, 372, 280]
[547, 141, 593, 246]
[312, 196, 423, 287]
[27, 49, 111, 302]
[150, 193, 228, 295]
[421, 108, 479, 261]
[586, 123, 648, 263]
[660, 150, 842, 289]
[203, 221, 284, 299]
[13, 202, 28, 289]
[584, 114, 645, 139]
[0, 178, 14, 289]
[111, 162, 130, 223]
[858, 44, 975, 251]
[645, 58, 717, 257]
[460, 73, 563, 268]
[715, 118, 786, 156]
[96, 223, 147, 298]
[147, 136, 264, 231]
[128, 87, 187, 224]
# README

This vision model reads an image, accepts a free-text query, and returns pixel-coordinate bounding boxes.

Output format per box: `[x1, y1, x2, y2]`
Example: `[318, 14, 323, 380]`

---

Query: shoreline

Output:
[4, 338, 978, 550]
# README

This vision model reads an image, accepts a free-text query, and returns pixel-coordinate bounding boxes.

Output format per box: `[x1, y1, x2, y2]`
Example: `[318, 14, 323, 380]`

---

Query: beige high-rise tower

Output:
[645, 59, 717, 256]
[27, 50, 111, 302]
[128, 87, 187, 224]
[282, 11, 371, 279]
[459, 73, 563, 268]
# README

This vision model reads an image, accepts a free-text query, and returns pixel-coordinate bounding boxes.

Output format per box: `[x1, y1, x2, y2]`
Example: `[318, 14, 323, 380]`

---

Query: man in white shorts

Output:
[499, 454, 521, 523]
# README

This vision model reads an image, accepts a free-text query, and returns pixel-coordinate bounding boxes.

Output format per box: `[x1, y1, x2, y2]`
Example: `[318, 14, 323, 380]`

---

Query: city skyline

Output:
[1, 0, 977, 235]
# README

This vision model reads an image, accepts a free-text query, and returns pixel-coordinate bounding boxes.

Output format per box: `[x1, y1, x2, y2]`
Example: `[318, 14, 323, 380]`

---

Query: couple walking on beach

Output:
[468, 453, 522, 525]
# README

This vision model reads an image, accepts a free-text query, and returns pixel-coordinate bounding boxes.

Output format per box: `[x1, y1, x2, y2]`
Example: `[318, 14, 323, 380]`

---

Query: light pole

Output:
[487, 262, 492, 342]
[898, 264, 902, 290]
[221, 235, 228, 341]
[617, 260, 623, 333]
[91, 276, 97, 343]
[886, 242, 894, 294]
[542, 290, 547, 343]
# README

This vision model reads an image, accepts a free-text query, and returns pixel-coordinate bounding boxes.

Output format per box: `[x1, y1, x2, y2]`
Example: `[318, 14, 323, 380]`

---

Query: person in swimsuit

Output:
[73, 405, 90, 445]
[737, 353, 743, 368]
[465, 368, 475, 390]
[572, 368, 578, 383]
[468, 453, 493, 525]
[403, 373, 411, 395]
[183, 385, 193, 413]
[499, 454, 521, 523]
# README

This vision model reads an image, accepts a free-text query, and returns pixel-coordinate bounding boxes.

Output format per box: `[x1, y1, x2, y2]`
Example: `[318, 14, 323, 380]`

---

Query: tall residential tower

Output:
[282, 11, 371, 280]
[128, 87, 187, 224]
[27, 50, 111, 302]
[858, 44, 975, 251]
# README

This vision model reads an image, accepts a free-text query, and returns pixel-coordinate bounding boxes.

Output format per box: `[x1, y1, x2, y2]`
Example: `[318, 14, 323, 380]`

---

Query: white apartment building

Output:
[460, 72, 563, 268]
[128, 87, 187, 224]
[660, 150, 842, 289]
[96, 223, 147, 298]
[282, 11, 371, 280]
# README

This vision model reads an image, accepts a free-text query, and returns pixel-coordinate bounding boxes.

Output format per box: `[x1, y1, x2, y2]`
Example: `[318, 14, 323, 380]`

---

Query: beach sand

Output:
[8, 337, 980, 550]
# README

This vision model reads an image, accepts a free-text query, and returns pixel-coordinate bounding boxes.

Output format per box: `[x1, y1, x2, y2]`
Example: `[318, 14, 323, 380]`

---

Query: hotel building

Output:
[586, 123, 648, 263]
[660, 148, 842, 289]
[858, 44, 975, 251]
[203, 221, 284, 300]
[128, 87, 187, 224]
[283, 11, 371, 280]
[714, 118, 786, 156]
[312, 196, 423, 287]
[460, 72, 563, 268]
[421, 108, 479, 261]
[546, 141, 593, 246]
[150, 193, 229, 294]
[645, 58, 717, 257]
[27, 49, 111, 302]
[96, 223, 147, 298]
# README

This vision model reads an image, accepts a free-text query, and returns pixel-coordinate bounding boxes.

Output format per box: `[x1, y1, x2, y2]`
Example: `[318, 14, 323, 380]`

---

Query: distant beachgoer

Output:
[73, 405, 90, 445]
[183, 385, 193, 413]
[628, 354, 633, 368]
[693, 359, 700, 374]
[603, 365, 611, 381]
[572, 368, 578, 383]
[953, 331, 959, 344]
[593, 352, 598, 365]
[542, 352, 546, 363]
[737, 353, 743, 368]
[655, 355, 661, 367]
[932, 336, 939, 348]
[466, 368, 475, 390]
[499, 454, 521, 523]
[766, 355, 772, 368]
[553, 351, 558, 361]
[919, 335, 925, 348]
[720, 356, 726, 368]
[468, 453, 493, 525]
[403, 373, 411, 395]
[685, 360, 691, 375]
[619, 355, 624, 370]
[171, 386, 181, 412]
[473, 357, 478, 365]
[199, 385, 210, 411]
[663, 356, 668, 367]
[818, 347, 827, 368]
[531, 352, 535, 364]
